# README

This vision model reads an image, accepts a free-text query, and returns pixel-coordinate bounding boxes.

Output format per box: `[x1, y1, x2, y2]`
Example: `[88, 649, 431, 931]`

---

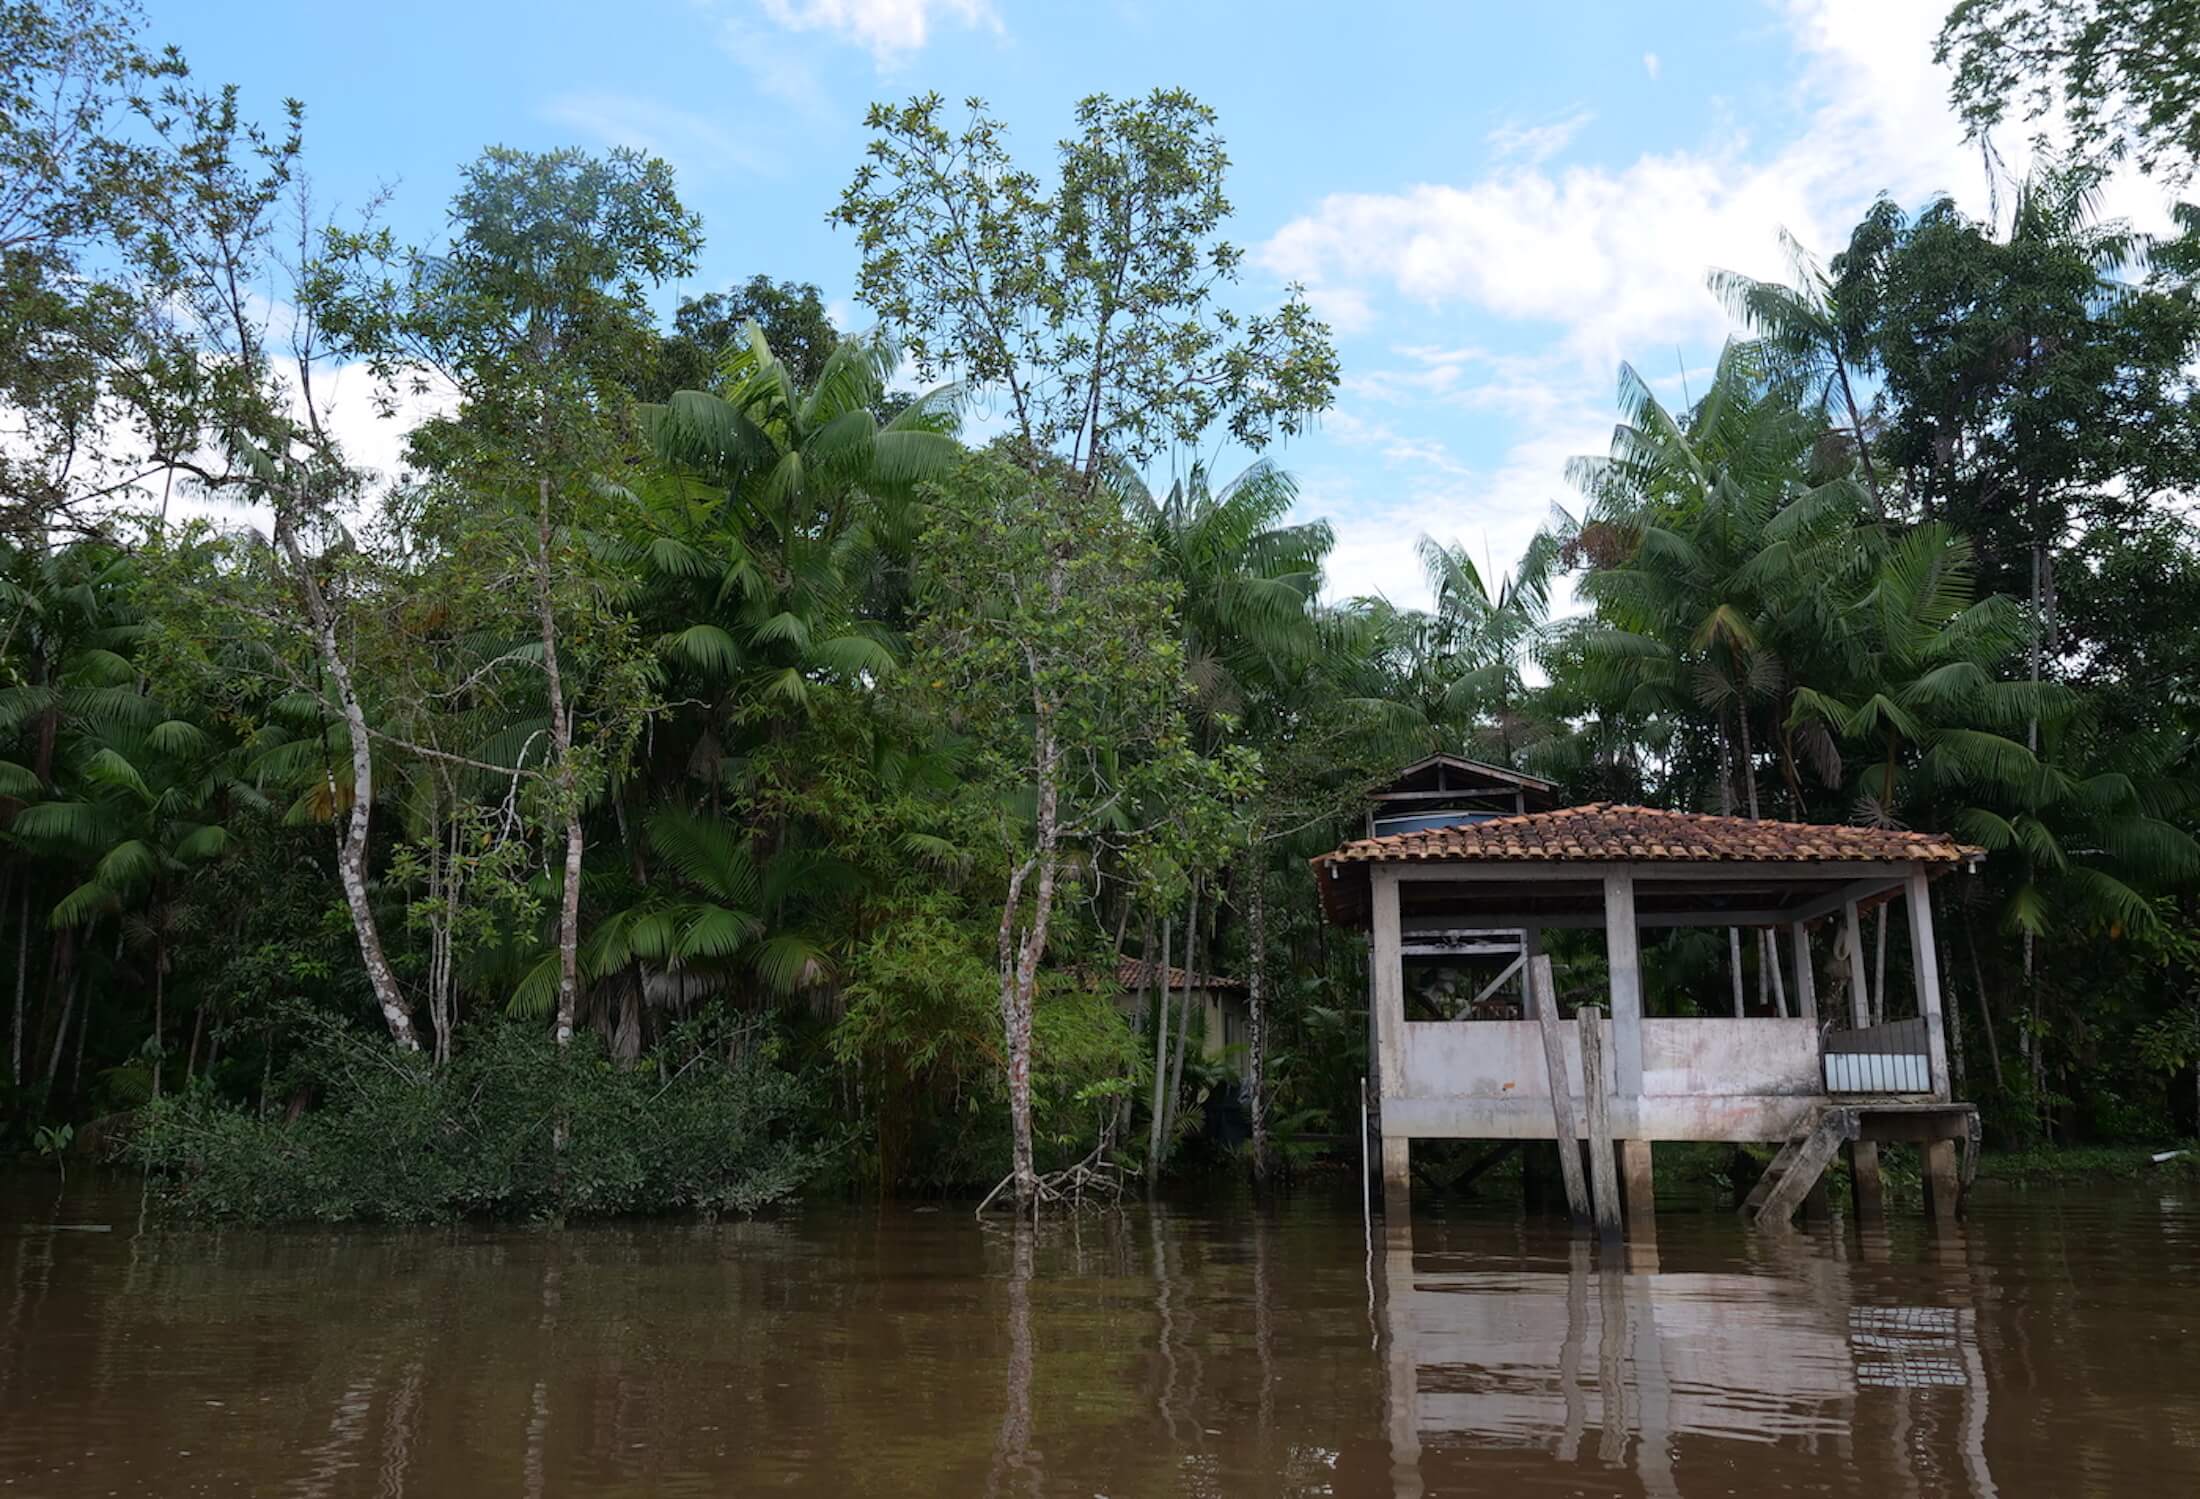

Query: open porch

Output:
[1312, 803, 1985, 1234]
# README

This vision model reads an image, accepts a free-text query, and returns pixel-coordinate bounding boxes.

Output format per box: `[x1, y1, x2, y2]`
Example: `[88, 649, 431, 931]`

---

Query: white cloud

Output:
[1643, 51, 1661, 81]
[1258, 0, 2128, 371]
[715, 15, 837, 121]
[1487, 109, 1594, 166]
[544, 93, 771, 177]
[757, 0, 997, 62]
[1262, 0, 2188, 611]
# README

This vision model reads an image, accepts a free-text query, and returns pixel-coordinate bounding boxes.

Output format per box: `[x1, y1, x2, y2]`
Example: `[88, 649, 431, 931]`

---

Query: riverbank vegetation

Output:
[4, 1, 2200, 1220]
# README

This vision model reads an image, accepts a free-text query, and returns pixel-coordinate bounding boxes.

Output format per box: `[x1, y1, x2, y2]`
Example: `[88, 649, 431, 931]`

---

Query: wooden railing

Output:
[1822, 1017, 1932, 1093]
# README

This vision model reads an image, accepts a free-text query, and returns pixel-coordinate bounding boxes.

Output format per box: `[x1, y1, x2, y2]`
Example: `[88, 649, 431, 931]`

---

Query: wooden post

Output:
[1840, 899, 1871, 1028]
[1601, 869, 1643, 1095]
[1531, 956, 1590, 1227]
[1850, 1140, 1886, 1227]
[1843, 903, 1888, 1228]
[1789, 920, 1817, 1023]
[1619, 1139, 1655, 1238]
[1906, 867, 1952, 1101]
[1923, 1138, 1960, 1228]
[1520, 925, 1543, 1017]
[1577, 1004, 1623, 1243]
[1371, 869, 1411, 1215]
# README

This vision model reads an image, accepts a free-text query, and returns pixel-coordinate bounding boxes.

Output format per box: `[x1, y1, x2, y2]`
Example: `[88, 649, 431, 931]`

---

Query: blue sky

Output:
[157, 0, 2182, 604]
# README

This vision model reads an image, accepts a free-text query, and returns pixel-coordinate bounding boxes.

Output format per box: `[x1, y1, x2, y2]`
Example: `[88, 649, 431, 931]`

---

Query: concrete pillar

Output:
[1923, 1139, 1960, 1228]
[1619, 1139, 1655, 1238]
[1371, 868, 1410, 1216]
[1850, 1141, 1886, 1228]
[1601, 868, 1643, 1095]
[1906, 868, 1952, 1101]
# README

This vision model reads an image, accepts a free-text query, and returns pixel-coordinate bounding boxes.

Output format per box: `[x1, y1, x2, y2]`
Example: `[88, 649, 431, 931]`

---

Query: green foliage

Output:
[129, 1015, 824, 1223]
[1939, 1, 2200, 181]
[833, 90, 1339, 479]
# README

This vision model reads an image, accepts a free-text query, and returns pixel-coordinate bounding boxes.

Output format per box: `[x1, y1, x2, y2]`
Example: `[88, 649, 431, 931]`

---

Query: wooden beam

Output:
[1789, 920, 1818, 1023]
[1841, 899, 1871, 1029]
[1369, 788, 1526, 803]
[1907, 867, 1952, 1102]
[1399, 909, 1805, 932]
[1531, 956, 1589, 1227]
[1602, 869, 1644, 1093]
[1455, 955, 1525, 1016]
[1578, 1004, 1623, 1243]
[1385, 859, 1924, 884]
[1794, 874, 1909, 924]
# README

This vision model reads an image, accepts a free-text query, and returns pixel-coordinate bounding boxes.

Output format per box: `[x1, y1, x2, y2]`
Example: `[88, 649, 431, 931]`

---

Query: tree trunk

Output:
[42, 955, 77, 1096]
[1837, 360, 1884, 518]
[1719, 719, 1745, 1016]
[273, 513, 419, 1052]
[1939, 898, 1966, 1094]
[150, 945, 164, 1099]
[1735, 709, 1790, 1019]
[1160, 881, 1202, 1155]
[185, 998, 205, 1085]
[534, 476, 584, 1049]
[998, 717, 1065, 1210]
[11, 890, 27, 1088]
[1147, 916, 1174, 1171]
[1246, 859, 1272, 1184]
[1963, 910, 2004, 1089]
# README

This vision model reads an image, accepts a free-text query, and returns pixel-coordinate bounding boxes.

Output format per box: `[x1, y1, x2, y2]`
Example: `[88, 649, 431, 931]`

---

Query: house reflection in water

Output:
[1370, 1230, 1998, 1497]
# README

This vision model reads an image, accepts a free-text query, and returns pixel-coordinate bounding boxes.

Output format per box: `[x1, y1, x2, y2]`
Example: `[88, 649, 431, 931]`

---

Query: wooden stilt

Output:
[1923, 1139, 1960, 1228]
[1619, 1139, 1655, 1238]
[1381, 1136, 1411, 1221]
[1803, 1175, 1832, 1225]
[1531, 957, 1590, 1227]
[1578, 1004, 1623, 1242]
[1850, 1140, 1886, 1228]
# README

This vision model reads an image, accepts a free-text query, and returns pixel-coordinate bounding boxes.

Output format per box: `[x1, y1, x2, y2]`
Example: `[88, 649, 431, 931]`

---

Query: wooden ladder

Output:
[1741, 1106, 1860, 1229]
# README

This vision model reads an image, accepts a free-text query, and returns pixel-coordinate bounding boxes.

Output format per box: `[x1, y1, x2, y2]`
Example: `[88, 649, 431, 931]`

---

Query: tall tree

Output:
[835, 90, 1337, 1205]
[322, 146, 701, 1049]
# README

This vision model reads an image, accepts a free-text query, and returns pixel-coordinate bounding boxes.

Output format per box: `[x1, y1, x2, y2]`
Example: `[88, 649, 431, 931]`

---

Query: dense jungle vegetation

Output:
[4, 0, 2200, 1219]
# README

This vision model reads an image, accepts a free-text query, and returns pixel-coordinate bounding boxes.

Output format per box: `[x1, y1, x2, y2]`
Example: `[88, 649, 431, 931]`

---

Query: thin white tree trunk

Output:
[1147, 917, 1173, 1169]
[535, 477, 584, 1049]
[998, 716, 1064, 1209]
[274, 514, 419, 1052]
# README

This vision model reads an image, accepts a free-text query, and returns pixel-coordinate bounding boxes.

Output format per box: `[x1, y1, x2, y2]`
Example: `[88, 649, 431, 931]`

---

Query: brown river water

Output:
[1, 1170, 2196, 1496]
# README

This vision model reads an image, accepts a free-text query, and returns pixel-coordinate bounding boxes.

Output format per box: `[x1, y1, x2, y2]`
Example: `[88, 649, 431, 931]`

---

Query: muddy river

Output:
[2, 1172, 2195, 1495]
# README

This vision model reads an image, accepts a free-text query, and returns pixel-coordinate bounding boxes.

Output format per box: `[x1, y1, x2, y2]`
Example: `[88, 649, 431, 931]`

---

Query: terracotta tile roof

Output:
[1116, 959, 1244, 992]
[1311, 804, 1984, 927]
[1317, 803, 1981, 869]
